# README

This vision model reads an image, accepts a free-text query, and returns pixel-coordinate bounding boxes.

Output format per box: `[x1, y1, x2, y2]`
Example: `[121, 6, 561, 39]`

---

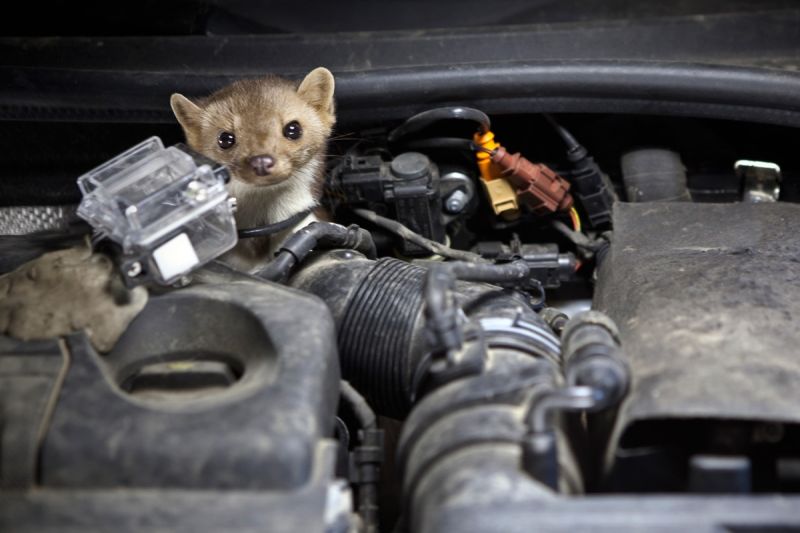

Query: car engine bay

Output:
[2, 3, 800, 532]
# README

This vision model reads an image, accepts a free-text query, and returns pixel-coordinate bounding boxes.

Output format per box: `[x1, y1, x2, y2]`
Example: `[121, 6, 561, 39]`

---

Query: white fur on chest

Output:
[221, 157, 323, 272]
[228, 156, 322, 227]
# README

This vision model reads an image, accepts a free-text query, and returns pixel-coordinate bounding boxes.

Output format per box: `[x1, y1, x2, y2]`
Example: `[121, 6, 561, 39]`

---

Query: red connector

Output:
[491, 146, 573, 215]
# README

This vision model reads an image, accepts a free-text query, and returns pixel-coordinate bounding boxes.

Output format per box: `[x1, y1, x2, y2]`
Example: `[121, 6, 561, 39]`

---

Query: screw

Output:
[126, 262, 142, 278]
[445, 189, 468, 214]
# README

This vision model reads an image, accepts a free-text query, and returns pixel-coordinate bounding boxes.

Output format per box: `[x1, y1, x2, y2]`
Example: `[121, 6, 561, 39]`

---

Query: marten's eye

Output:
[217, 131, 236, 149]
[283, 121, 303, 140]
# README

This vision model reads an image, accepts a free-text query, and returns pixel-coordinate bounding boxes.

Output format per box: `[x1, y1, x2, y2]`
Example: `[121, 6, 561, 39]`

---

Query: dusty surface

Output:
[0, 246, 147, 352]
[595, 201, 800, 424]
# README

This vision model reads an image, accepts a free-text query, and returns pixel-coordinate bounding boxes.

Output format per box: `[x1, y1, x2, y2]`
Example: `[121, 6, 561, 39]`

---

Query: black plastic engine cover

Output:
[596, 201, 800, 423]
[594, 202, 800, 487]
[0, 273, 341, 490]
[37, 281, 339, 489]
[0, 276, 347, 531]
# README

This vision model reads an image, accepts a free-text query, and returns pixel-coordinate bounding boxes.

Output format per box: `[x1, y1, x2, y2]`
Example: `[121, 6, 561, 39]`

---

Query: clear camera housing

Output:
[77, 136, 237, 285]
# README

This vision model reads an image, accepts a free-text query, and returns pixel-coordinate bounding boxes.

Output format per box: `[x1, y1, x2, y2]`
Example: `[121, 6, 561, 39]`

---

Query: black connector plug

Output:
[544, 115, 616, 228]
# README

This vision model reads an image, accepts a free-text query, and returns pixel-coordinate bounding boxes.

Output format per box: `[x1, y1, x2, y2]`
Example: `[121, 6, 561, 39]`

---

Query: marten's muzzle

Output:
[248, 155, 275, 176]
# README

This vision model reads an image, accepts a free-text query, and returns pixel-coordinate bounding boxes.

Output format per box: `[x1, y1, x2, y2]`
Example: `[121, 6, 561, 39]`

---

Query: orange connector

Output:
[474, 130, 503, 181]
[473, 130, 519, 219]
[491, 146, 573, 215]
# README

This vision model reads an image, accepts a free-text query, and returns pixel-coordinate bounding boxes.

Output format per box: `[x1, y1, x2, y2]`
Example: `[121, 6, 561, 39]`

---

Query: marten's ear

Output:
[170, 93, 204, 136]
[297, 67, 335, 115]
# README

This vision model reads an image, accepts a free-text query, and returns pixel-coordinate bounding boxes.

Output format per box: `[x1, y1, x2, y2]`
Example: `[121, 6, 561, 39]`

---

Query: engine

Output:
[1, 107, 800, 533]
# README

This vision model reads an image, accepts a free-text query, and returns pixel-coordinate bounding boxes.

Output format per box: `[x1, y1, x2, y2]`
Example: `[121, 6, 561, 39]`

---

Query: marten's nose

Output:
[248, 155, 275, 176]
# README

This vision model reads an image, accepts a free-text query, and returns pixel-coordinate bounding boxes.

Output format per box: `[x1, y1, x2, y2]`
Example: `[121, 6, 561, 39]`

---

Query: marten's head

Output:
[171, 67, 335, 188]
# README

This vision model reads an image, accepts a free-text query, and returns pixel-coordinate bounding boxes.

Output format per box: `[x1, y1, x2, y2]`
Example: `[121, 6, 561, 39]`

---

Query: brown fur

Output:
[170, 68, 335, 271]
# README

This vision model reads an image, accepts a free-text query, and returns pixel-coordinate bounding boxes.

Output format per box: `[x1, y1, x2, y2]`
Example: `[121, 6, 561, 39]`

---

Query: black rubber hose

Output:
[340, 380, 377, 430]
[560, 311, 629, 408]
[424, 260, 530, 355]
[293, 255, 560, 419]
[257, 252, 297, 282]
[332, 258, 429, 418]
[620, 148, 690, 202]
[340, 380, 382, 533]
[256, 222, 376, 282]
[387, 107, 491, 143]
[402, 137, 477, 152]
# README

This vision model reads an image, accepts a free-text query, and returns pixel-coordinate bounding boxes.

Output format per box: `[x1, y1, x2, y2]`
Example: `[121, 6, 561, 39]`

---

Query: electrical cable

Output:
[351, 208, 486, 263]
[542, 114, 616, 228]
[543, 113, 582, 154]
[568, 207, 582, 233]
[237, 209, 312, 239]
[551, 220, 590, 246]
[403, 137, 477, 152]
[388, 107, 491, 144]
[551, 220, 607, 254]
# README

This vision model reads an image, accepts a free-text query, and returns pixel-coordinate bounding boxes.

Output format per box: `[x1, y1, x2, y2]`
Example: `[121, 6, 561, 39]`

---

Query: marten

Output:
[170, 67, 335, 272]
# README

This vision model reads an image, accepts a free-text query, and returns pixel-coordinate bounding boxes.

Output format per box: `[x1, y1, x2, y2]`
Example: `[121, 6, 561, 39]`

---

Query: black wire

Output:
[237, 209, 312, 239]
[542, 113, 581, 152]
[403, 137, 477, 152]
[388, 107, 491, 143]
[340, 380, 377, 430]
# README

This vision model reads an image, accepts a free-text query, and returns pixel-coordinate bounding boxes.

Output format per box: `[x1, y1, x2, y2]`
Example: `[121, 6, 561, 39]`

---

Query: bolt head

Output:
[126, 262, 142, 278]
[444, 189, 468, 214]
